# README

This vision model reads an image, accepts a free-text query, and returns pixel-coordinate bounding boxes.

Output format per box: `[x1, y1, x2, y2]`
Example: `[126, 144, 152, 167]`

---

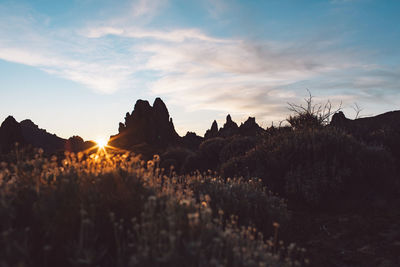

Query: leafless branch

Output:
[352, 102, 363, 119]
[287, 90, 342, 128]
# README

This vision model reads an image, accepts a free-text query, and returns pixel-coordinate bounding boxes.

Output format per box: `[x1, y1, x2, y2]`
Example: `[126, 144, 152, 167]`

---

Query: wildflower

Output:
[147, 160, 154, 169]
[153, 154, 160, 162]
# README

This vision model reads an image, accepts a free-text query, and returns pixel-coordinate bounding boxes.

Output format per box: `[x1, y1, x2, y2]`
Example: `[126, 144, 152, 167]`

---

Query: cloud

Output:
[0, 3, 145, 93]
[137, 39, 361, 123]
[131, 0, 167, 18]
[83, 26, 229, 43]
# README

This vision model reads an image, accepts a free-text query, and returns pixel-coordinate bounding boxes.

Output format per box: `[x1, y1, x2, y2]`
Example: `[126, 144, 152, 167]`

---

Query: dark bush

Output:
[222, 127, 396, 208]
[198, 137, 228, 170]
[219, 136, 257, 163]
[160, 147, 194, 173]
[189, 176, 290, 236]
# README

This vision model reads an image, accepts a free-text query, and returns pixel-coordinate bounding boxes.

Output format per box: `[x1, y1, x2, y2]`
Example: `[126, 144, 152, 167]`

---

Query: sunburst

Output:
[95, 137, 108, 150]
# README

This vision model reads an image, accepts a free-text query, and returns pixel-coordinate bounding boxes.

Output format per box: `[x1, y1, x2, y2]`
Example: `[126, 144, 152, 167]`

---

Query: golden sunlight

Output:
[95, 137, 108, 149]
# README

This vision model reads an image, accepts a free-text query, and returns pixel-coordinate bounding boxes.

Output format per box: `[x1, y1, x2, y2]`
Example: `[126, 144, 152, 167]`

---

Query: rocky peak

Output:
[211, 120, 218, 132]
[219, 114, 239, 138]
[239, 117, 265, 136]
[0, 116, 25, 153]
[20, 119, 37, 129]
[133, 100, 152, 116]
[331, 111, 349, 127]
[109, 98, 180, 150]
[224, 114, 237, 127]
[1, 116, 19, 128]
[153, 97, 169, 119]
[205, 120, 219, 139]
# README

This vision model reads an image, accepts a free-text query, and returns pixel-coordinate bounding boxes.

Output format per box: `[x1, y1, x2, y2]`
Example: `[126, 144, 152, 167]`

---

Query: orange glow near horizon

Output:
[95, 137, 108, 150]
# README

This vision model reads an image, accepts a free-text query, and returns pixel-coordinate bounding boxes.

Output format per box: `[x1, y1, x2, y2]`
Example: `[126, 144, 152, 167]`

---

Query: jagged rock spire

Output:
[109, 98, 180, 149]
[205, 120, 219, 139]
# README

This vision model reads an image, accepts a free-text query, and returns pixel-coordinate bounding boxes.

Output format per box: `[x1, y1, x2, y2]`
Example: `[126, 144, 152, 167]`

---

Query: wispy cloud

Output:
[131, 0, 167, 18]
[83, 26, 229, 43]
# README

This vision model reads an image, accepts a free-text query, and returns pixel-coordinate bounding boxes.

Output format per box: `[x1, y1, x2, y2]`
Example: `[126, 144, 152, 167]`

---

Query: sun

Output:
[95, 137, 108, 149]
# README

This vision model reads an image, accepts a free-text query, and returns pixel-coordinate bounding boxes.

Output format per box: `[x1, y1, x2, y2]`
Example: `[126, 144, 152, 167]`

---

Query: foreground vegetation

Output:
[1, 96, 399, 266]
[0, 148, 305, 267]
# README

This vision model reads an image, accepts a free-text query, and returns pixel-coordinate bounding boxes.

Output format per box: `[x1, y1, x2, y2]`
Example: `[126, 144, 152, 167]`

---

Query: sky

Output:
[0, 0, 399, 140]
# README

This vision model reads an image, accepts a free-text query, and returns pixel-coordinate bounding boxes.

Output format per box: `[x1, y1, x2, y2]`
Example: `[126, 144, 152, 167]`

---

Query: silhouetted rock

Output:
[204, 120, 219, 139]
[65, 136, 85, 153]
[0, 116, 26, 153]
[331, 110, 400, 159]
[239, 117, 265, 136]
[109, 98, 180, 151]
[65, 136, 95, 153]
[20, 119, 66, 153]
[205, 115, 265, 139]
[219, 114, 239, 138]
[331, 110, 400, 137]
[182, 131, 203, 150]
[330, 111, 349, 127]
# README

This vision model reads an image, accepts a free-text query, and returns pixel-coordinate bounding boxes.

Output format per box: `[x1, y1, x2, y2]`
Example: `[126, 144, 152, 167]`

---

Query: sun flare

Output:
[95, 137, 108, 149]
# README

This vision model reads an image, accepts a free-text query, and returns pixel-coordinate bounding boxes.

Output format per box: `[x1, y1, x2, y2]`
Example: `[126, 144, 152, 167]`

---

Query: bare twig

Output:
[352, 102, 363, 119]
[287, 90, 342, 129]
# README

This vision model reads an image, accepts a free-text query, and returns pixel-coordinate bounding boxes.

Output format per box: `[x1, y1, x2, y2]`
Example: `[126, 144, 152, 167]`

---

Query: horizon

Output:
[1, 0, 399, 140]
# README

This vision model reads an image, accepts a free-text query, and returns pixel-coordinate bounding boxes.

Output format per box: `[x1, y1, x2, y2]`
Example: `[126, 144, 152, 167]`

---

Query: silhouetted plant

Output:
[222, 127, 395, 208]
[219, 136, 257, 163]
[198, 137, 228, 170]
[160, 146, 194, 173]
[287, 91, 341, 130]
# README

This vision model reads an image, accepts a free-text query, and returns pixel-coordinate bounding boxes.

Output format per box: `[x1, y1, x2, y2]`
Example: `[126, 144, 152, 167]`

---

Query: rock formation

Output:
[331, 110, 400, 136]
[331, 110, 400, 159]
[204, 115, 265, 139]
[109, 98, 180, 150]
[204, 120, 219, 139]
[20, 119, 66, 153]
[0, 117, 94, 155]
[218, 114, 239, 138]
[0, 116, 26, 153]
[239, 117, 265, 136]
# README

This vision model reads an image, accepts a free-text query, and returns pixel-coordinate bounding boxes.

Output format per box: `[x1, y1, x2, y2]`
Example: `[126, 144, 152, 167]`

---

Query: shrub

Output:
[221, 127, 396, 208]
[188, 175, 290, 236]
[287, 91, 341, 130]
[160, 147, 194, 173]
[198, 137, 228, 170]
[219, 136, 257, 163]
